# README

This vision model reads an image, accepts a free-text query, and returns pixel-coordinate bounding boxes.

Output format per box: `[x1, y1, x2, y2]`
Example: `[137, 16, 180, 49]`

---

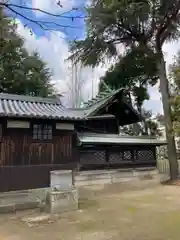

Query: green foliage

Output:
[0, 7, 54, 97]
[70, 0, 180, 65]
[120, 108, 162, 137]
[99, 45, 160, 136]
[100, 47, 158, 90]
[99, 46, 159, 115]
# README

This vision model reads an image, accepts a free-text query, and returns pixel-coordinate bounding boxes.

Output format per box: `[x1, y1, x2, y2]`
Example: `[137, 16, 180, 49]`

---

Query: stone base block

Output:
[75, 168, 160, 187]
[112, 176, 134, 183]
[45, 188, 78, 214]
[76, 178, 111, 187]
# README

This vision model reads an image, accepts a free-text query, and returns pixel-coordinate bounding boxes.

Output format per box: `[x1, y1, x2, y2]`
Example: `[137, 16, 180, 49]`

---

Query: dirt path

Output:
[0, 184, 180, 240]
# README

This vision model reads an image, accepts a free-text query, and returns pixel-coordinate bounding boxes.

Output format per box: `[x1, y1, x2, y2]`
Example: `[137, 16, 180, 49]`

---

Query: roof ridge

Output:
[83, 89, 117, 108]
[0, 93, 61, 105]
[0, 94, 85, 120]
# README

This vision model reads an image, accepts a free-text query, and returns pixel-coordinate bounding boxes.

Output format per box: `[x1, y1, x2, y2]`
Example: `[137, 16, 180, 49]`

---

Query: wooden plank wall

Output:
[0, 125, 77, 166]
[0, 119, 79, 192]
[0, 164, 77, 192]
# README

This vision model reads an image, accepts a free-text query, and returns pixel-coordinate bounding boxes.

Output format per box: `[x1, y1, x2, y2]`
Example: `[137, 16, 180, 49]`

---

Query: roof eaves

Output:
[86, 114, 115, 120]
[85, 88, 124, 117]
[78, 133, 167, 146]
[0, 112, 85, 120]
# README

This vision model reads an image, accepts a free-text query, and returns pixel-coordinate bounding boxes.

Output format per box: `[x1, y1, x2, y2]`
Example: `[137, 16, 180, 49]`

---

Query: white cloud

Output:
[163, 39, 180, 66]
[143, 39, 180, 116]
[143, 85, 162, 116]
[16, 20, 180, 113]
[16, 20, 107, 106]
[31, 0, 75, 16]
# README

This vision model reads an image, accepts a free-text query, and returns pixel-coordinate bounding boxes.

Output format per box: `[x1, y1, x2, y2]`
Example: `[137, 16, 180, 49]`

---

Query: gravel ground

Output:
[0, 182, 180, 240]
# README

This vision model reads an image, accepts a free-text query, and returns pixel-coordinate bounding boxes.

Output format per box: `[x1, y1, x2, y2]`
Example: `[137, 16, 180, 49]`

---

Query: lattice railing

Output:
[137, 149, 154, 161]
[108, 148, 155, 163]
[109, 152, 123, 163]
[80, 147, 155, 165]
[80, 150, 106, 164]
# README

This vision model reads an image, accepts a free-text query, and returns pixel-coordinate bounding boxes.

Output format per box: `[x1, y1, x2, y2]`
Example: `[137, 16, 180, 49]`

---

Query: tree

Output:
[99, 47, 159, 134]
[120, 108, 162, 137]
[169, 51, 180, 136]
[100, 47, 158, 91]
[156, 113, 165, 126]
[66, 61, 86, 108]
[0, 7, 54, 97]
[70, 0, 180, 180]
[99, 55, 160, 137]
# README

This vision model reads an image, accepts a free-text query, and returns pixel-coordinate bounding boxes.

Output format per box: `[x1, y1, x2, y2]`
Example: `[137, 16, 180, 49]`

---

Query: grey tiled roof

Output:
[78, 133, 167, 146]
[0, 88, 140, 121]
[83, 89, 122, 116]
[82, 89, 141, 124]
[0, 93, 85, 120]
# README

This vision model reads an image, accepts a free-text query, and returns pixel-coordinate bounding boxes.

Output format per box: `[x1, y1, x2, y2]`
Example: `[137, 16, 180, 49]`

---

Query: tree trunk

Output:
[158, 53, 178, 180]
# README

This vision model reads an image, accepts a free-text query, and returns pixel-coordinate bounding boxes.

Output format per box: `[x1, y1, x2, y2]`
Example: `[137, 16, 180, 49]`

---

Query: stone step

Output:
[0, 191, 29, 202]
[0, 191, 41, 213]
[0, 200, 40, 213]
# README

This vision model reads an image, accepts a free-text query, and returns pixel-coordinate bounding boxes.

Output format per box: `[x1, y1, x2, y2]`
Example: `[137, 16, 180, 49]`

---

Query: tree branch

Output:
[0, 3, 86, 19]
[156, 2, 180, 48]
[1, 4, 83, 32]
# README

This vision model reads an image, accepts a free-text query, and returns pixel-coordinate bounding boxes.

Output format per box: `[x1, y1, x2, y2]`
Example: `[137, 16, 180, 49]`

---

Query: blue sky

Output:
[7, 0, 86, 40]
[4, 0, 180, 114]
[6, 0, 108, 108]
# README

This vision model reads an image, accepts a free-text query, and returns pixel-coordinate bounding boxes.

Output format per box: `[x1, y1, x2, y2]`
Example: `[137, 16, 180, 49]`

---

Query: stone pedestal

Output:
[45, 188, 78, 214]
[50, 170, 73, 190]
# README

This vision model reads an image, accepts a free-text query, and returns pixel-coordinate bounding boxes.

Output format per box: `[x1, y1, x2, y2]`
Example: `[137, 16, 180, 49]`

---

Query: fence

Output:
[157, 159, 180, 174]
[156, 145, 180, 174]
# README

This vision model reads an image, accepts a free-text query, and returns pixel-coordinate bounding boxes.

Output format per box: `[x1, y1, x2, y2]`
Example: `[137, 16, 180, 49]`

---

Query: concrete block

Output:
[28, 188, 50, 202]
[0, 204, 15, 213]
[90, 173, 111, 180]
[50, 170, 73, 191]
[133, 168, 159, 181]
[112, 177, 134, 183]
[133, 170, 149, 177]
[113, 171, 133, 178]
[45, 188, 78, 214]
[75, 178, 111, 187]
[148, 169, 158, 175]
[75, 173, 111, 182]
[75, 168, 160, 188]
[138, 174, 153, 180]
[15, 201, 40, 211]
